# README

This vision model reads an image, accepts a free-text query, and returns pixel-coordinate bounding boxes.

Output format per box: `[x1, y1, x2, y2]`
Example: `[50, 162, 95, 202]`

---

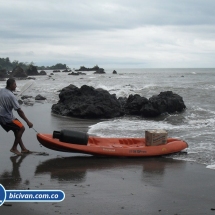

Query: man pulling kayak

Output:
[0, 78, 33, 155]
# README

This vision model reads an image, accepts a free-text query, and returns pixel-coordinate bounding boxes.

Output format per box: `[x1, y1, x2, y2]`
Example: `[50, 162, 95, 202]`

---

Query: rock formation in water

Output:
[52, 85, 186, 119]
[26, 65, 39, 76]
[11, 66, 28, 78]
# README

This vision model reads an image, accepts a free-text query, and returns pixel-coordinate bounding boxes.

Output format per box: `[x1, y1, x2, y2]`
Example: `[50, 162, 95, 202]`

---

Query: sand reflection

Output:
[34, 156, 186, 185]
[0, 155, 29, 190]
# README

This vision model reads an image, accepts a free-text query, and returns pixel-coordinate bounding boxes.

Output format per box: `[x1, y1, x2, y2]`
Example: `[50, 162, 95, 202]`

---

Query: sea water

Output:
[1, 68, 215, 168]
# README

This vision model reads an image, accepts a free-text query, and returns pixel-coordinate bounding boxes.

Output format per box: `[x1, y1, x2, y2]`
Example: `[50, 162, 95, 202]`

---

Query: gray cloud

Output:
[2, 0, 215, 29]
[0, 0, 215, 68]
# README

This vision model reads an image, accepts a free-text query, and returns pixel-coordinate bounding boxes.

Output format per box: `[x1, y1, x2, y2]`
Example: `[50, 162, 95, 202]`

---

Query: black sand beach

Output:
[1, 103, 215, 215]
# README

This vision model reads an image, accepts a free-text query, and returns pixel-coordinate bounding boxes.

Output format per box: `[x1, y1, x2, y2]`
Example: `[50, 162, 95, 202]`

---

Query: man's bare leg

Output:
[19, 138, 31, 153]
[10, 127, 25, 155]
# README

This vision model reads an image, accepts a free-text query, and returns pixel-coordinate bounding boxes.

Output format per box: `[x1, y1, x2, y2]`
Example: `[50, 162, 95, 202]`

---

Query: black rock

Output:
[52, 84, 123, 118]
[52, 85, 186, 119]
[39, 70, 47, 75]
[18, 99, 23, 105]
[151, 91, 185, 113]
[11, 66, 27, 78]
[26, 65, 39, 76]
[35, 94, 46, 100]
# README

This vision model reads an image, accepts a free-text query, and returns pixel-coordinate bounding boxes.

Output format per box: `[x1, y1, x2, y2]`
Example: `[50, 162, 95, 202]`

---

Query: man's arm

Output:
[17, 108, 33, 128]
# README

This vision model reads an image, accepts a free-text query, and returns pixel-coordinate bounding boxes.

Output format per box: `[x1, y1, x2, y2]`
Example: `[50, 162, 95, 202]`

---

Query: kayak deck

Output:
[37, 133, 188, 157]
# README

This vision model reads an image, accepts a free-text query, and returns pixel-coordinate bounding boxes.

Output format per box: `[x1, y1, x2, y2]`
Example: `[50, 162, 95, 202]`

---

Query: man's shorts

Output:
[0, 119, 23, 132]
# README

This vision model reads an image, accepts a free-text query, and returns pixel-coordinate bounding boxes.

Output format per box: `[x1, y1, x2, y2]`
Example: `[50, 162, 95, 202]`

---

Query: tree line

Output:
[0, 57, 70, 71]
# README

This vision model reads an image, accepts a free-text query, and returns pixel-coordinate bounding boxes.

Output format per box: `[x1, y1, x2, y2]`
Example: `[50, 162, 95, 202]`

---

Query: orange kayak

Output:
[37, 133, 188, 157]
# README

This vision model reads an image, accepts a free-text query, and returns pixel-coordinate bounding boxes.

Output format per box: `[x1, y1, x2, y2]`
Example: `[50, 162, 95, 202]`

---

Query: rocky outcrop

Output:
[39, 70, 47, 75]
[141, 91, 186, 117]
[94, 68, 105, 74]
[75, 65, 105, 73]
[75, 65, 100, 71]
[113, 70, 117, 74]
[68, 72, 86, 75]
[123, 91, 186, 117]
[35, 94, 46, 100]
[11, 66, 28, 78]
[26, 65, 39, 76]
[52, 85, 123, 118]
[52, 85, 186, 119]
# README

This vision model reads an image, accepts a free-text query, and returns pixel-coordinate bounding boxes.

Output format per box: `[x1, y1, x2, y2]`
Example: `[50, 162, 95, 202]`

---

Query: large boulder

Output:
[35, 94, 46, 100]
[52, 84, 123, 119]
[123, 91, 186, 117]
[26, 65, 39, 76]
[11, 66, 27, 78]
[141, 91, 186, 117]
[39, 70, 47, 75]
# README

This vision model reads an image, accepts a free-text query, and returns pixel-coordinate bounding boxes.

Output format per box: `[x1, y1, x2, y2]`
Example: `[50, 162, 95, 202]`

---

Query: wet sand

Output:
[1, 103, 215, 214]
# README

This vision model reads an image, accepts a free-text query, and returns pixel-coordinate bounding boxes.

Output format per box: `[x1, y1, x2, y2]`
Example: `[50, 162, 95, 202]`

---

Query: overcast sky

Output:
[0, 0, 215, 68]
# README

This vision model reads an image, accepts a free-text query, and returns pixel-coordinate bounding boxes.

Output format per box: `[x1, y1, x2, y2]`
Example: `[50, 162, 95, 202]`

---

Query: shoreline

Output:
[1, 103, 215, 214]
[1, 157, 215, 214]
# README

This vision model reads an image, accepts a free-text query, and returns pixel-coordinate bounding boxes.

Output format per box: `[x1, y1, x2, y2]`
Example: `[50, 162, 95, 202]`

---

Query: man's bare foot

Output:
[21, 150, 32, 154]
[10, 149, 22, 156]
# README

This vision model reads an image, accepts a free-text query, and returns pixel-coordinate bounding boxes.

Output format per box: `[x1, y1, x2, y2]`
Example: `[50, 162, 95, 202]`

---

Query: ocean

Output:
[1, 68, 215, 169]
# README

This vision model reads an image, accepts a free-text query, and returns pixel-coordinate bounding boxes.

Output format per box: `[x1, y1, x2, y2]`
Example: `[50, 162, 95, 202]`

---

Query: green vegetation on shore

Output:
[0, 57, 70, 71]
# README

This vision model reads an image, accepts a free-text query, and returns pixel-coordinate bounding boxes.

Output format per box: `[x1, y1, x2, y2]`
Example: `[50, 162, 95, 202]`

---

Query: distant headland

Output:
[0, 57, 117, 79]
[75, 65, 105, 74]
[0, 57, 69, 71]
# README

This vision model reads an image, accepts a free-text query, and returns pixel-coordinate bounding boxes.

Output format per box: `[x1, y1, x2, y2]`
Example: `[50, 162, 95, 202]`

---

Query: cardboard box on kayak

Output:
[145, 130, 167, 146]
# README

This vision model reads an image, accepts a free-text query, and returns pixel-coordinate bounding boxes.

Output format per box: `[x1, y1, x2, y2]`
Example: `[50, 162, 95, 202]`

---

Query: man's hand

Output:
[27, 121, 33, 128]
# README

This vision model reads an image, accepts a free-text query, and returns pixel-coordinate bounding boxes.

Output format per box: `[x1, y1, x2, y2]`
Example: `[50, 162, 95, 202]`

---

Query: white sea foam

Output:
[206, 164, 215, 170]
[88, 112, 215, 138]
[141, 83, 157, 89]
[95, 84, 111, 91]
[88, 118, 186, 137]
